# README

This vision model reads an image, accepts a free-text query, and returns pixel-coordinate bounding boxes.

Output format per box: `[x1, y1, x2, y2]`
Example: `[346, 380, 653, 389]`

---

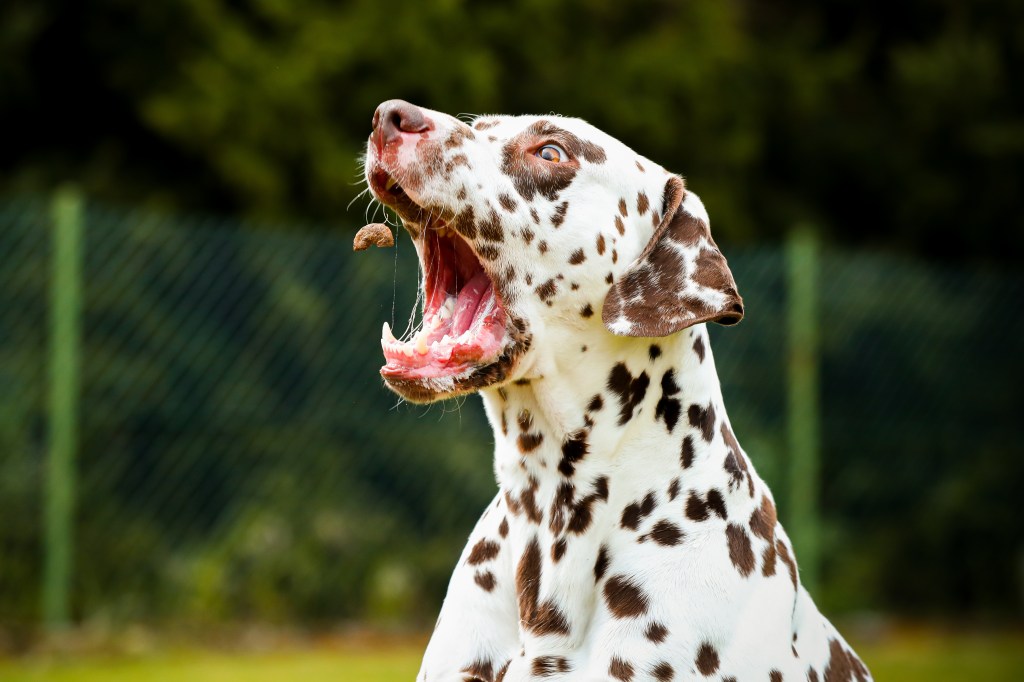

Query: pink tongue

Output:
[451, 271, 492, 336]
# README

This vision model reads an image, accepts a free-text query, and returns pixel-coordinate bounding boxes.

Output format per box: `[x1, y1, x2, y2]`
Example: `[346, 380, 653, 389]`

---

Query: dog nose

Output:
[373, 99, 431, 144]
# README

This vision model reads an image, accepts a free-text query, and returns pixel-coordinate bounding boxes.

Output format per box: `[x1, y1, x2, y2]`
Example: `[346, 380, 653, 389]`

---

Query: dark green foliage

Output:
[1, 0, 1021, 261]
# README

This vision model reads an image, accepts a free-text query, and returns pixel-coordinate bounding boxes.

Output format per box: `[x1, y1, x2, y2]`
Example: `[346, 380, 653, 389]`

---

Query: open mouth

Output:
[371, 170, 508, 387]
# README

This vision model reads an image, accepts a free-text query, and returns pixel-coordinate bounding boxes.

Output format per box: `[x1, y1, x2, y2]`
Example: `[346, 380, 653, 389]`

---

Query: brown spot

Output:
[530, 207, 540, 224]
[478, 244, 500, 261]
[649, 520, 684, 546]
[609, 657, 634, 681]
[538, 240, 549, 254]
[726, 524, 755, 577]
[596, 233, 606, 255]
[559, 430, 589, 476]
[588, 394, 603, 412]
[535, 278, 557, 301]
[552, 201, 569, 227]
[479, 207, 504, 242]
[498, 193, 518, 212]
[498, 517, 509, 537]
[655, 369, 682, 433]
[532, 656, 571, 677]
[461, 658, 494, 681]
[777, 539, 799, 590]
[580, 303, 594, 318]
[770, 672, 784, 682]
[823, 638, 870, 682]
[594, 544, 610, 580]
[606, 272, 614, 284]
[648, 344, 662, 360]
[495, 660, 511, 682]
[522, 228, 535, 244]
[652, 661, 675, 681]
[750, 495, 777, 541]
[473, 119, 499, 130]
[552, 538, 567, 562]
[685, 491, 709, 521]
[645, 622, 668, 643]
[515, 538, 570, 635]
[636, 161, 646, 172]
[614, 215, 625, 235]
[807, 669, 820, 682]
[692, 335, 706, 361]
[688, 403, 716, 442]
[612, 249, 618, 263]
[706, 489, 727, 519]
[518, 409, 533, 431]
[618, 198, 628, 217]
[667, 478, 680, 501]
[569, 248, 586, 264]
[474, 570, 496, 591]
[721, 422, 755, 497]
[457, 186, 468, 201]
[566, 476, 609, 534]
[607, 363, 650, 426]
[620, 491, 655, 530]
[637, 192, 650, 216]
[467, 539, 501, 565]
[603, 574, 649, 618]
[695, 642, 720, 675]
[518, 431, 544, 453]
[651, 210, 660, 227]
[681, 435, 696, 468]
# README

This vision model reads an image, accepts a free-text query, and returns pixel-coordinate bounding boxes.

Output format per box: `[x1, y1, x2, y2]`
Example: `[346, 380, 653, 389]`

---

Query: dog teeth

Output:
[416, 333, 429, 355]
[382, 321, 397, 343]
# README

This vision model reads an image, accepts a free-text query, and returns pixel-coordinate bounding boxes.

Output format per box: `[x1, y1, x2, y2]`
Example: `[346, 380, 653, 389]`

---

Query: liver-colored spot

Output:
[603, 574, 649, 618]
[649, 519, 684, 546]
[645, 622, 668, 643]
[467, 538, 501, 564]
[474, 570, 496, 591]
[726, 524, 755, 576]
[569, 248, 586, 264]
[609, 657, 635, 681]
[652, 661, 675, 681]
[695, 642, 720, 675]
[688, 403, 716, 442]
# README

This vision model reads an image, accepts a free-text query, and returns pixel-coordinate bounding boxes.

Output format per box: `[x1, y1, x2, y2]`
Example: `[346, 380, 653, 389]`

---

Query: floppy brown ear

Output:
[602, 176, 744, 337]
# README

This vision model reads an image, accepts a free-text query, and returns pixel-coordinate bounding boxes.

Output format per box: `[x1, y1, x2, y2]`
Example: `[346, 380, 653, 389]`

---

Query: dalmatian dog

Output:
[362, 100, 871, 682]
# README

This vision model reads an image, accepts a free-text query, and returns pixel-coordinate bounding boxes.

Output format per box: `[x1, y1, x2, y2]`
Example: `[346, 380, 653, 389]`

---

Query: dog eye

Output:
[536, 144, 569, 163]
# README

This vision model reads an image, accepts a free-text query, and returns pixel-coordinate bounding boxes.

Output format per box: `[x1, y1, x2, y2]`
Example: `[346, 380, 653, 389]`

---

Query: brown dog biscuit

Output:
[353, 223, 394, 251]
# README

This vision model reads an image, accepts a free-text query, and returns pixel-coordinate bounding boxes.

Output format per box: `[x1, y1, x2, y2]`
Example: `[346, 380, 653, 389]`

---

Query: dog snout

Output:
[373, 99, 432, 147]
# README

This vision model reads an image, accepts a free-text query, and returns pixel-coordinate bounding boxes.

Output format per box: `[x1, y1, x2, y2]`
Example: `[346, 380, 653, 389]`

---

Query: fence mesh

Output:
[1, 196, 1021, 637]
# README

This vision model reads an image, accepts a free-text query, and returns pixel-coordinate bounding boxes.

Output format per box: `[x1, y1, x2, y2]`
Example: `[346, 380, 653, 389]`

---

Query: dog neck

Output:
[479, 323, 746, 502]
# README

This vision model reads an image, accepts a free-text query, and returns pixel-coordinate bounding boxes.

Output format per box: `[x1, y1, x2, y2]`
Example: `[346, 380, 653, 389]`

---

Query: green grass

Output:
[0, 631, 1021, 681]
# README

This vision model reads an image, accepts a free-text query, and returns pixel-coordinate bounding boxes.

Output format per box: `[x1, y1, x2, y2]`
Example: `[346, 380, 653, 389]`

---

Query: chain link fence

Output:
[1, 193, 1021, 641]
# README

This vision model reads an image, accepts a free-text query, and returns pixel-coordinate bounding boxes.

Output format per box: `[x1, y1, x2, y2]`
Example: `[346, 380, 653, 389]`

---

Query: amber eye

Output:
[536, 144, 569, 163]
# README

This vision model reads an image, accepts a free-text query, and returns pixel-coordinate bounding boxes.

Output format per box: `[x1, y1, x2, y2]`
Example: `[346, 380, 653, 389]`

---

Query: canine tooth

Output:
[382, 321, 397, 343]
[416, 333, 429, 355]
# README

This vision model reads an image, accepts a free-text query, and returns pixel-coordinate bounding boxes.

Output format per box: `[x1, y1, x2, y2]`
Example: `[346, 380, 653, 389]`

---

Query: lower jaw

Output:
[380, 355, 509, 403]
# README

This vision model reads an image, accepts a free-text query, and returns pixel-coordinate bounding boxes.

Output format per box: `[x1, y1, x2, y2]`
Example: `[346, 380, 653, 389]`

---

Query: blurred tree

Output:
[1, 0, 1020, 261]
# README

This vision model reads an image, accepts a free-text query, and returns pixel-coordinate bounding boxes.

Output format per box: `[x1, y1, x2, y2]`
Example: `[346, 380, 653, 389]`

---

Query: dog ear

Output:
[602, 176, 744, 337]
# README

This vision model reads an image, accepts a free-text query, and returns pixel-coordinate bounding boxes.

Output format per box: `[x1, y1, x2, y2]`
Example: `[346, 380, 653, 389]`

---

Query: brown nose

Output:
[373, 99, 431, 144]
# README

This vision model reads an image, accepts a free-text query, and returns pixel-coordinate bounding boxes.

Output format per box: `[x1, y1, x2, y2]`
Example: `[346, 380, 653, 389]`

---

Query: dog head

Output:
[364, 100, 742, 403]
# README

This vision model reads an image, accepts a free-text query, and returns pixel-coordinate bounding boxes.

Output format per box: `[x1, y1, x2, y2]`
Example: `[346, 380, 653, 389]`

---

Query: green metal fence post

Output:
[786, 226, 820, 594]
[44, 187, 84, 631]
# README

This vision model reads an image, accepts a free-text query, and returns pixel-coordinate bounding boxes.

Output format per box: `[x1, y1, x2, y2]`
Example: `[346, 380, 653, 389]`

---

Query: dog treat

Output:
[353, 223, 394, 251]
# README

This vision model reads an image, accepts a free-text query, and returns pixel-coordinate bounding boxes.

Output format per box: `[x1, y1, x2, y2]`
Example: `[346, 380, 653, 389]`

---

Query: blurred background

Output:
[1, 0, 1023, 680]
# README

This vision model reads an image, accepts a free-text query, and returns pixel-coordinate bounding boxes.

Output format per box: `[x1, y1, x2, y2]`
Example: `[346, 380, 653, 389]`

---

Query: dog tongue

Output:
[452, 270, 492, 336]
